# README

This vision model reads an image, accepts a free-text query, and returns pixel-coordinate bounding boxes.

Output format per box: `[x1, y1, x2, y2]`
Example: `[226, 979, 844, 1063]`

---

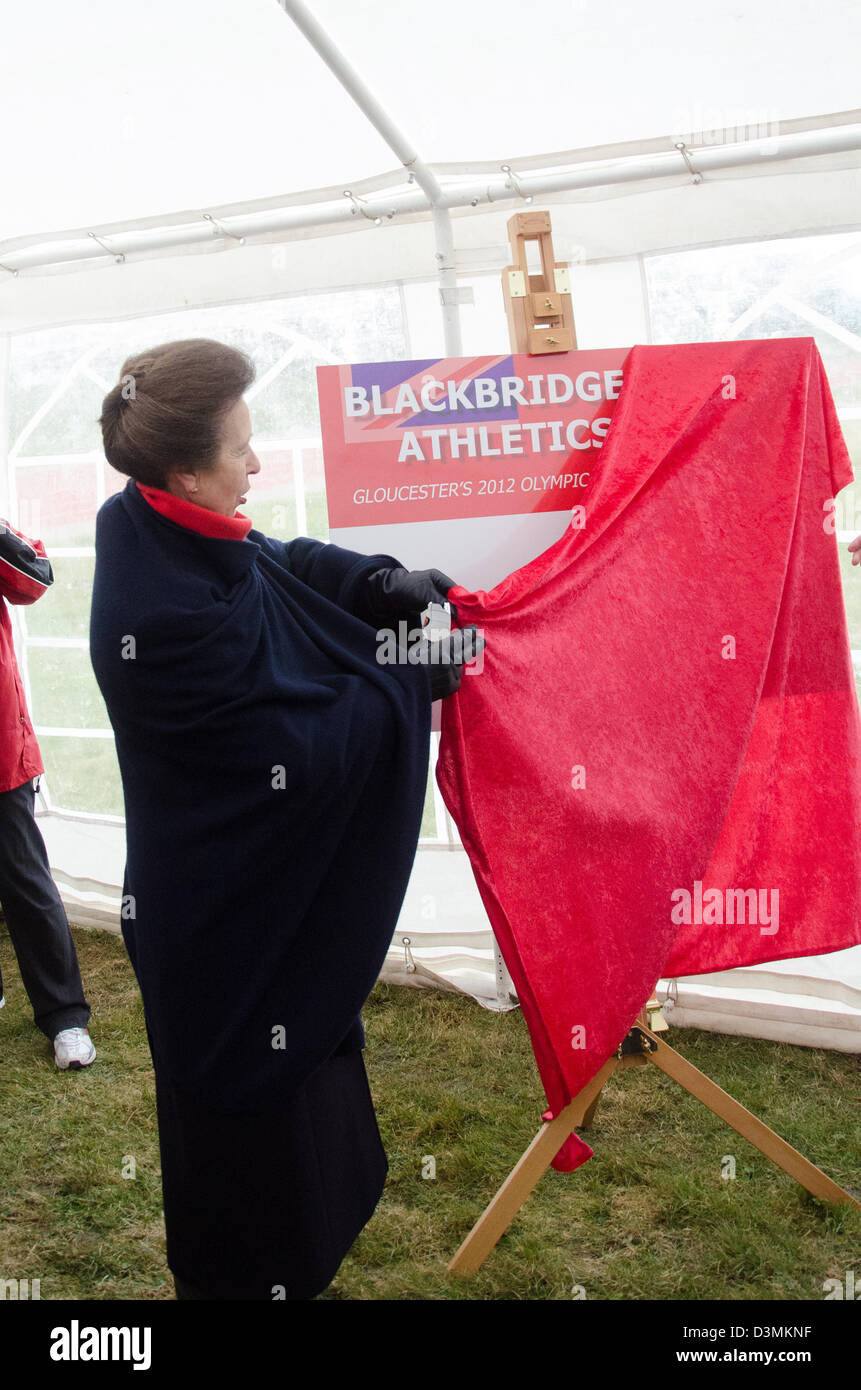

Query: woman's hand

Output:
[368, 566, 459, 625]
[415, 625, 485, 700]
[849, 535, 861, 566]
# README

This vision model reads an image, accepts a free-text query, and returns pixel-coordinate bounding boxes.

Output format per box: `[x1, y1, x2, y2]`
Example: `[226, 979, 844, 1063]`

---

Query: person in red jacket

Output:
[0, 517, 95, 1068]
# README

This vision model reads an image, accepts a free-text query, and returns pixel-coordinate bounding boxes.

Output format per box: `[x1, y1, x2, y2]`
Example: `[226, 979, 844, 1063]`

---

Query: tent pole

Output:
[5, 119, 861, 274]
[432, 205, 463, 357]
[276, 0, 443, 203]
[276, 0, 463, 355]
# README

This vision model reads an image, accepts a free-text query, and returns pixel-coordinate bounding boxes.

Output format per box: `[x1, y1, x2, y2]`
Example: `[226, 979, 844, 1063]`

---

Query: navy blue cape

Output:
[90, 480, 431, 1112]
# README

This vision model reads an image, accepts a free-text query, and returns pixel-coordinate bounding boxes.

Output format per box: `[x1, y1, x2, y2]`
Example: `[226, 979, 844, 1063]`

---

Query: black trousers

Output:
[0, 778, 90, 1039]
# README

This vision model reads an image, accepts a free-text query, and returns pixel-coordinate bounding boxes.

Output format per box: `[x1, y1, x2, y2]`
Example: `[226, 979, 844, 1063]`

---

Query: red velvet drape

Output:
[437, 339, 860, 1171]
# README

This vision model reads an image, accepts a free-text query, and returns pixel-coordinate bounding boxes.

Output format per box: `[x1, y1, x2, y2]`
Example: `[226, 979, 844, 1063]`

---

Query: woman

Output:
[90, 338, 478, 1300]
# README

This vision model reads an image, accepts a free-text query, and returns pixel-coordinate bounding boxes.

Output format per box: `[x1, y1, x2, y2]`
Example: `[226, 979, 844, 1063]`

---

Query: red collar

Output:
[135, 482, 253, 540]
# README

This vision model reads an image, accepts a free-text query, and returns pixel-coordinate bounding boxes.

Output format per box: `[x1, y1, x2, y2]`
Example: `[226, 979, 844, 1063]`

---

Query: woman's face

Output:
[170, 398, 261, 516]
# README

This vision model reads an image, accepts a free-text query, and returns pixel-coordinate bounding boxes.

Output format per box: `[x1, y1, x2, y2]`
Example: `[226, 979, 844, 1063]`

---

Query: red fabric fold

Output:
[436, 338, 860, 1172]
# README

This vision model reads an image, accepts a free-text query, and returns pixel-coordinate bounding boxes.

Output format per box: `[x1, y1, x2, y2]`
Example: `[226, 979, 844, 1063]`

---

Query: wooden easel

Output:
[448, 993, 860, 1275]
[502, 210, 577, 354]
[448, 236, 861, 1274]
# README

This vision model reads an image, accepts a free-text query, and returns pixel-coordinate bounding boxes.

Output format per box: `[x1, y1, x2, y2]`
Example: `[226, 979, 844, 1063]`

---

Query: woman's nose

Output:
[249, 452, 262, 474]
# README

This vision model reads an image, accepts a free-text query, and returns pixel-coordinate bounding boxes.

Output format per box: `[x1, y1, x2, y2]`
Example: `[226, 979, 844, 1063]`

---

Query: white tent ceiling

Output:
[3, 0, 861, 245]
[0, 0, 859, 317]
[0, 0, 858, 334]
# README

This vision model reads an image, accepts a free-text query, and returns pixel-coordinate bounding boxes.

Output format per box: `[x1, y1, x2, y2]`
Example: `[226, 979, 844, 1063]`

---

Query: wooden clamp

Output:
[502, 210, 577, 355]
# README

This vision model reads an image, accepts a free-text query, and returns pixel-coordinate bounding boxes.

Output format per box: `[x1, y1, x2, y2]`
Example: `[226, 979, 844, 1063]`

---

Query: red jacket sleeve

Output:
[0, 518, 53, 604]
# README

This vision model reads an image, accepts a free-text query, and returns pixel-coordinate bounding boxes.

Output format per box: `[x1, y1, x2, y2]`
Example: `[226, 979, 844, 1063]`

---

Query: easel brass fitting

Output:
[617, 994, 670, 1057]
[645, 993, 669, 1033]
[501, 210, 577, 354]
[617, 1026, 658, 1058]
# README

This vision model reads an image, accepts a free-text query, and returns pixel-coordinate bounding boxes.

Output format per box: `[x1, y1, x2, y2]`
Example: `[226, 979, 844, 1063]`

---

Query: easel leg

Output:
[580, 1088, 604, 1129]
[448, 1027, 860, 1278]
[643, 1027, 860, 1208]
[447, 1059, 618, 1275]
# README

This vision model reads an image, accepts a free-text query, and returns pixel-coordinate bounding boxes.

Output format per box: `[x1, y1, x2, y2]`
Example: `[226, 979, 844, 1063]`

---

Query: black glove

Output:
[367, 566, 459, 626]
[414, 625, 485, 701]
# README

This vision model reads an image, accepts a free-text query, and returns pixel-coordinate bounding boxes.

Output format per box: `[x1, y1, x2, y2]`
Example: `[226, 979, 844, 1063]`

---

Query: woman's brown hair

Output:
[99, 339, 256, 488]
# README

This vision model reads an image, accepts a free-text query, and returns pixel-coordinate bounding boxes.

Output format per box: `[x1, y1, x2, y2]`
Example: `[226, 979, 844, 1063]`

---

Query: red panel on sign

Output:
[317, 349, 628, 527]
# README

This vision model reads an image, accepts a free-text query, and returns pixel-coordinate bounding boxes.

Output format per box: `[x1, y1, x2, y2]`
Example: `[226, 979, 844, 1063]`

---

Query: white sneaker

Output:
[54, 1027, 96, 1070]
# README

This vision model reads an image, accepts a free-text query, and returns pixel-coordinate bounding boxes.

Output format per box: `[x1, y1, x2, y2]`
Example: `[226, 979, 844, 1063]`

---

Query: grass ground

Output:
[1, 924, 859, 1301]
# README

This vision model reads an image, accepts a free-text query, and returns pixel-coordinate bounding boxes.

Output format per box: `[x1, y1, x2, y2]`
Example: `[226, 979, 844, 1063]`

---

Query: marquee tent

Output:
[1, 0, 860, 1051]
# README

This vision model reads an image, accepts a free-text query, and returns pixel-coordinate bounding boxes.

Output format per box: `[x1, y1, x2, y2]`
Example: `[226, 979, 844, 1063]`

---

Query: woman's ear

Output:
[166, 469, 200, 498]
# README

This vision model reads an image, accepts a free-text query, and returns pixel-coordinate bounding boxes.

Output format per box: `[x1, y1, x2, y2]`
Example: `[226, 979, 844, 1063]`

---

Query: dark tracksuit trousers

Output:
[0, 777, 90, 1039]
